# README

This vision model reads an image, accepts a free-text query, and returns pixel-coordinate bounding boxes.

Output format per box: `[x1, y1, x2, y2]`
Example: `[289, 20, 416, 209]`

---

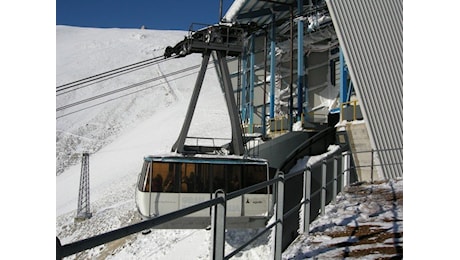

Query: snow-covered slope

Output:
[56, 26, 402, 259]
[56, 25, 232, 215]
[56, 25, 272, 260]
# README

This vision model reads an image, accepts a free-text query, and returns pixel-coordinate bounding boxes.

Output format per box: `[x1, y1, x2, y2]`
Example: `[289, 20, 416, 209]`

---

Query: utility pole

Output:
[75, 152, 92, 221]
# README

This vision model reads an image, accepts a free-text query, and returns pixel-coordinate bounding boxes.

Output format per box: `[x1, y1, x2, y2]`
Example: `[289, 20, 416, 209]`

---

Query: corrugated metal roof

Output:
[326, 0, 403, 179]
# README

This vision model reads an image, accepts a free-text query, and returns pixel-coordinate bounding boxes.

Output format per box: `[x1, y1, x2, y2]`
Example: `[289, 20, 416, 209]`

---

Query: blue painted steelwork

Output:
[262, 34, 268, 137]
[303, 53, 309, 119]
[330, 48, 353, 115]
[347, 79, 353, 102]
[297, 0, 303, 120]
[241, 47, 248, 122]
[262, 99, 267, 136]
[249, 35, 255, 133]
[339, 47, 348, 103]
[269, 14, 276, 119]
[297, 18, 304, 121]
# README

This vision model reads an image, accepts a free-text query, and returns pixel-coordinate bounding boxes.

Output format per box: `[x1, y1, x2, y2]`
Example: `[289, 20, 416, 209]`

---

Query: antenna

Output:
[75, 152, 92, 221]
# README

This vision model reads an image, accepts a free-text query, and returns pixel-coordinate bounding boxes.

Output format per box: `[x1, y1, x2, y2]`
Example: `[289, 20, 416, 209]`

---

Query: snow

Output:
[283, 178, 403, 259]
[56, 25, 403, 259]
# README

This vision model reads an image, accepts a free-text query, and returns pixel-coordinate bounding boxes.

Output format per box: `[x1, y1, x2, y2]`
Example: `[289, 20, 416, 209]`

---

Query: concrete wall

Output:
[345, 121, 382, 181]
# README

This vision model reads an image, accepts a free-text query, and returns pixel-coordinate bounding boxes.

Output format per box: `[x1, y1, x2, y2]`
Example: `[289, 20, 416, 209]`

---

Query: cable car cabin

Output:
[135, 155, 274, 228]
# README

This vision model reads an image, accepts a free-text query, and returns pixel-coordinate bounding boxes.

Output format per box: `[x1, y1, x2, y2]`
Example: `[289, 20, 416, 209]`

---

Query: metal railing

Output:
[185, 136, 231, 148]
[56, 148, 402, 260]
[269, 115, 289, 136]
[245, 137, 261, 158]
[348, 147, 403, 182]
[56, 174, 284, 260]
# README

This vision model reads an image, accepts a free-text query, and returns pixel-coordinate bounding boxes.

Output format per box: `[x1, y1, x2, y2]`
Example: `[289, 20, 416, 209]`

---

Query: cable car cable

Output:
[56, 64, 214, 119]
[56, 63, 204, 112]
[56, 69, 200, 119]
[56, 55, 170, 93]
[56, 60, 163, 96]
[56, 55, 163, 89]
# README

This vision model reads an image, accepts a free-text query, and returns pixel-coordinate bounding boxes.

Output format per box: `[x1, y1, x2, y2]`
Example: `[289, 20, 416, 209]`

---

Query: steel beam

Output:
[249, 35, 255, 134]
[297, 17, 304, 121]
[339, 47, 348, 104]
[171, 51, 211, 153]
[269, 14, 276, 119]
[242, 50, 248, 121]
[215, 51, 245, 155]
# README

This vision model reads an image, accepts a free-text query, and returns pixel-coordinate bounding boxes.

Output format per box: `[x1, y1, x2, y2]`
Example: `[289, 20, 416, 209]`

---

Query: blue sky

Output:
[56, 0, 234, 31]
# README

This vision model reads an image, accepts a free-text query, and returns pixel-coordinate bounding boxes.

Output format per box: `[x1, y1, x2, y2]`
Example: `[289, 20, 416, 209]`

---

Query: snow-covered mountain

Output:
[56, 25, 402, 259]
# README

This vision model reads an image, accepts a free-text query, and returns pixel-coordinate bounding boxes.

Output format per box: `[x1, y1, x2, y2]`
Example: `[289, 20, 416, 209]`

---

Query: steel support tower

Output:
[166, 23, 256, 155]
[75, 152, 92, 221]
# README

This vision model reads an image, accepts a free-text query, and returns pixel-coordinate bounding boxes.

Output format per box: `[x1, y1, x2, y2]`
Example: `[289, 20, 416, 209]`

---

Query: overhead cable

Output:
[56, 63, 218, 119]
[56, 55, 171, 94]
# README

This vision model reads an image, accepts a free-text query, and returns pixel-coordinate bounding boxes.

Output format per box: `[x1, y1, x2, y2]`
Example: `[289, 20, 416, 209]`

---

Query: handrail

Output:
[185, 136, 231, 147]
[57, 175, 282, 259]
[270, 115, 289, 136]
[346, 147, 403, 182]
[57, 147, 402, 260]
[59, 197, 224, 258]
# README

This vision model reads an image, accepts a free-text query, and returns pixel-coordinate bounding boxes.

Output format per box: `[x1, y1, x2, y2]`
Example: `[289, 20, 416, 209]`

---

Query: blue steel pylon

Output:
[75, 152, 92, 221]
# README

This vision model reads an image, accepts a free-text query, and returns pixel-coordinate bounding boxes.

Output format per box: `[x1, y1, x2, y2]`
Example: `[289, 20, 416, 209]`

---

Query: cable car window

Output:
[243, 164, 267, 194]
[180, 163, 196, 193]
[212, 164, 225, 192]
[151, 171, 163, 192]
[165, 163, 177, 192]
[196, 164, 210, 193]
[148, 162, 175, 192]
[227, 165, 241, 192]
[138, 161, 149, 191]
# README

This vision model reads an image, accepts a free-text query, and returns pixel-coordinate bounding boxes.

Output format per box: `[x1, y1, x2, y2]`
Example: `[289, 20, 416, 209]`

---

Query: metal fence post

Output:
[333, 156, 338, 203]
[321, 159, 326, 216]
[303, 167, 311, 235]
[343, 151, 350, 188]
[211, 190, 226, 260]
[273, 172, 284, 260]
[371, 149, 374, 183]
